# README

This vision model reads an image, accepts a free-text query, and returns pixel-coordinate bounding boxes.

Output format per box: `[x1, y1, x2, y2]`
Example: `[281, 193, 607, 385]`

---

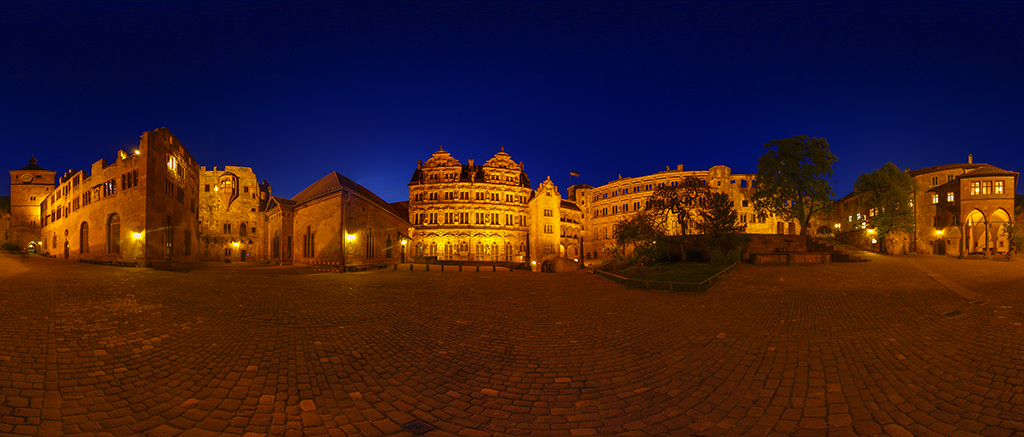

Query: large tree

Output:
[644, 176, 711, 260]
[697, 192, 747, 237]
[854, 162, 917, 253]
[612, 210, 663, 265]
[751, 135, 838, 235]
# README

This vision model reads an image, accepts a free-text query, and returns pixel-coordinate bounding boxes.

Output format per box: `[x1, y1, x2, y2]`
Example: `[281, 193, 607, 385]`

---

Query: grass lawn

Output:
[617, 262, 731, 283]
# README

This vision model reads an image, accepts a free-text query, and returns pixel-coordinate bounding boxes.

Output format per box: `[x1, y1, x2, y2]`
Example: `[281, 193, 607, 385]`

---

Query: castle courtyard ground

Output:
[1, 253, 1023, 437]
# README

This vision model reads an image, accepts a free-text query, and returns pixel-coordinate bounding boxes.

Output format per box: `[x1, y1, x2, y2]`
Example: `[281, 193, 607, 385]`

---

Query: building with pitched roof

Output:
[830, 156, 1018, 256]
[264, 172, 409, 268]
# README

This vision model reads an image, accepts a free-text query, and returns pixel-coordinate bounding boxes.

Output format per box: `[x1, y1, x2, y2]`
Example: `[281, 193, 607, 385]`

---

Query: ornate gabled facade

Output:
[408, 146, 532, 262]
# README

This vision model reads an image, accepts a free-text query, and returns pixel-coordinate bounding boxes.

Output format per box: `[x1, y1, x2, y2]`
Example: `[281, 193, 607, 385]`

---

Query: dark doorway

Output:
[240, 249, 247, 261]
[64, 240, 69, 259]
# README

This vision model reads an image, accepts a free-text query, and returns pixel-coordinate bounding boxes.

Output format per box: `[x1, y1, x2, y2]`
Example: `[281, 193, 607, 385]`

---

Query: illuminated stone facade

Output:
[8, 158, 55, 252]
[832, 158, 1018, 256]
[408, 147, 532, 262]
[581, 164, 799, 260]
[198, 166, 269, 261]
[37, 128, 201, 265]
[265, 172, 409, 268]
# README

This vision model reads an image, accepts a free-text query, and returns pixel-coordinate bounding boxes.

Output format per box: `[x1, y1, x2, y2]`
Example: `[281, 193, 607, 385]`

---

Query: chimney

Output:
[968, 154, 973, 164]
[677, 164, 684, 171]
[468, 158, 474, 167]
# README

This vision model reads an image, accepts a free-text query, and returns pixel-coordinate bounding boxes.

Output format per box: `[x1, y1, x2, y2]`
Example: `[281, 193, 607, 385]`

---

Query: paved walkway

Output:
[0, 253, 1023, 436]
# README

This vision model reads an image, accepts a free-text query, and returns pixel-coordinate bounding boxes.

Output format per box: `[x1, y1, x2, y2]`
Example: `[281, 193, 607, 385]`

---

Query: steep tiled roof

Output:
[292, 172, 399, 218]
[907, 163, 982, 177]
[18, 157, 47, 171]
[960, 164, 1018, 178]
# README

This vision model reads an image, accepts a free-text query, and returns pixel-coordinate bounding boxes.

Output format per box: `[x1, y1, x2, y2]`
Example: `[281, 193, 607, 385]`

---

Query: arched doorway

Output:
[108, 213, 121, 254]
[992, 208, 1012, 254]
[963, 209, 986, 254]
[80, 222, 89, 254]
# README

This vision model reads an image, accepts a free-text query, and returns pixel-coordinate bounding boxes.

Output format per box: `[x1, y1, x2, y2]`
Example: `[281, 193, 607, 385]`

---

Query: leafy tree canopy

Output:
[645, 176, 710, 236]
[752, 135, 837, 235]
[697, 192, 746, 237]
[853, 162, 917, 244]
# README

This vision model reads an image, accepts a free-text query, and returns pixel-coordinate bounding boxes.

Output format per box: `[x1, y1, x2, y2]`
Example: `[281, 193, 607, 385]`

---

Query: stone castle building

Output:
[198, 166, 269, 261]
[37, 128, 201, 265]
[579, 164, 800, 260]
[407, 148, 808, 269]
[831, 156, 1018, 256]
[8, 127, 408, 270]
[407, 146, 532, 263]
[264, 172, 409, 268]
[8, 157, 56, 252]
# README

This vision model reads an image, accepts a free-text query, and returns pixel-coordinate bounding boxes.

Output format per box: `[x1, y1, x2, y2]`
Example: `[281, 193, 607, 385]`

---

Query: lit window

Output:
[995, 181, 1004, 194]
[947, 192, 954, 202]
[970, 181, 980, 195]
[982, 181, 992, 195]
[932, 193, 939, 204]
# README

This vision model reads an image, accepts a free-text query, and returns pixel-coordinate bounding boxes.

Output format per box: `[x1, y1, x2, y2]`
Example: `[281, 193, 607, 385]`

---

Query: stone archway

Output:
[992, 208, 1012, 254]
[963, 209, 987, 255]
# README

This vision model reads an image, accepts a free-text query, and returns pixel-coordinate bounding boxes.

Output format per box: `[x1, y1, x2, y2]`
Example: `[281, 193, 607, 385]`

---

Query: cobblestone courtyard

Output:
[1, 253, 1024, 437]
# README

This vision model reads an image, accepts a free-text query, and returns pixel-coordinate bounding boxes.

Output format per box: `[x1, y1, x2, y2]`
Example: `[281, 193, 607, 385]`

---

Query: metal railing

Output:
[594, 261, 739, 293]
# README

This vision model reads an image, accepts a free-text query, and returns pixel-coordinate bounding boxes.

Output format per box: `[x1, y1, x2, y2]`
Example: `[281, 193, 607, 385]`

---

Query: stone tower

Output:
[9, 157, 56, 251]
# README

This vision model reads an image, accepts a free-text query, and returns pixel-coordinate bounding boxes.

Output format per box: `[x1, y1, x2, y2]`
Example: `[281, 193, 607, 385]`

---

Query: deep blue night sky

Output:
[3, 1, 1022, 204]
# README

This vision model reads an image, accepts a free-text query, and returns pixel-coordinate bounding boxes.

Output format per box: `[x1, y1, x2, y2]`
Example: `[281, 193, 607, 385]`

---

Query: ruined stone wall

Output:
[198, 166, 264, 261]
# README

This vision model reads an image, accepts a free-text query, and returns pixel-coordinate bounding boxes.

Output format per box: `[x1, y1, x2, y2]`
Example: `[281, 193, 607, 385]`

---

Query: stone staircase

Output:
[808, 239, 870, 262]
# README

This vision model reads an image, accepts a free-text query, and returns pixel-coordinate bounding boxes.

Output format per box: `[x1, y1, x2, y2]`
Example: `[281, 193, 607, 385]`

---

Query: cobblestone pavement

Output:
[1, 253, 1023, 437]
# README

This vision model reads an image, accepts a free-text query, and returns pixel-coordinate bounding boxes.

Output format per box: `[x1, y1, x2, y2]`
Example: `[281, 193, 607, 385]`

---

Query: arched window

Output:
[80, 222, 89, 254]
[108, 214, 121, 254]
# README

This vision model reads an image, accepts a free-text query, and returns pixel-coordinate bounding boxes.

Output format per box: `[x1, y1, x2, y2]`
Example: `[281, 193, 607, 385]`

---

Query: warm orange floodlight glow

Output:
[346, 234, 356, 242]
[132, 232, 143, 239]
[232, 241, 240, 247]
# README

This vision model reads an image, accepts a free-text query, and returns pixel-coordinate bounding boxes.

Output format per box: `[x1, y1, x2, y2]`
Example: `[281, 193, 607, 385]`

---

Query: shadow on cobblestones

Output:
[1, 253, 1024, 436]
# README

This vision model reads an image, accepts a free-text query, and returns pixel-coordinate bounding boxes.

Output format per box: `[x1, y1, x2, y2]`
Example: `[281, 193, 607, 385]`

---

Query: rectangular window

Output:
[931, 176, 938, 186]
[970, 181, 980, 195]
[205, 184, 210, 192]
[544, 209, 553, 217]
[995, 181, 1004, 194]
[947, 192, 954, 202]
[932, 193, 939, 204]
[742, 200, 748, 207]
[224, 223, 232, 234]
[982, 181, 992, 195]
[947, 174, 955, 183]
[740, 180, 747, 188]
[544, 224, 553, 233]
[225, 248, 231, 257]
